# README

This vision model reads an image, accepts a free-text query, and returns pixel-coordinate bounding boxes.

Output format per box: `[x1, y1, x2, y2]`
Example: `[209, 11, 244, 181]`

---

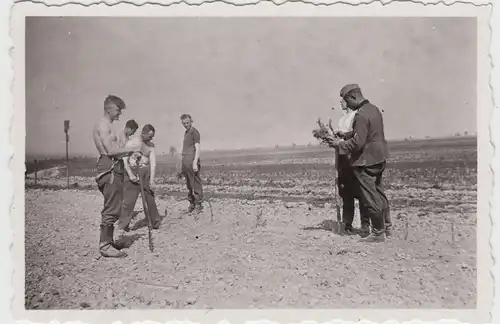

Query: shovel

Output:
[137, 168, 154, 252]
[334, 147, 345, 235]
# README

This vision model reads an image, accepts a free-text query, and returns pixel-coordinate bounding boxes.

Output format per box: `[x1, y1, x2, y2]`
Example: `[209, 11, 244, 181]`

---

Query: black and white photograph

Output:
[10, 1, 494, 323]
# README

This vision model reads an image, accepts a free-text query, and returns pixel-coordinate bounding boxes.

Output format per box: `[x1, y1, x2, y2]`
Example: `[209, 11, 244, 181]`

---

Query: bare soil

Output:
[25, 186, 476, 309]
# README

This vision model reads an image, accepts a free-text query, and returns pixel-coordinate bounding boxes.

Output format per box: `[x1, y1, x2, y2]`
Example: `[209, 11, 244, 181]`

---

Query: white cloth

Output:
[124, 137, 149, 168]
[337, 109, 356, 133]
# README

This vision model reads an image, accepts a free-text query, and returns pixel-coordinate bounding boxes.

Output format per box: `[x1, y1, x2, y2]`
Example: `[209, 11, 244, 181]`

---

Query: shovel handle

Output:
[137, 168, 154, 252]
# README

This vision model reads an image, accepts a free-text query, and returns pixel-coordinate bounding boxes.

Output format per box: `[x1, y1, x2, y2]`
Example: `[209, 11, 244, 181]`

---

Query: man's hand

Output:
[193, 161, 199, 173]
[323, 133, 335, 141]
[129, 174, 139, 184]
[326, 137, 343, 148]
[334, 130, 345, 138]
[149, 179, 156, 190]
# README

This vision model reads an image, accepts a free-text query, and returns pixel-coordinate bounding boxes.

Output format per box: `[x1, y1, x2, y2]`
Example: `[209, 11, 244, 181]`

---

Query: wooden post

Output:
[64, 120, 70, 188]
[34, 159, 38, 184]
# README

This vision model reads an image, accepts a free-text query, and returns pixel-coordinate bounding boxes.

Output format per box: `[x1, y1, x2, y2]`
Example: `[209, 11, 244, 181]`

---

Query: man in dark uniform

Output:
[180, 114, 204, 214]
[333, 99, 371, 236]
[327, 84, 392, 242]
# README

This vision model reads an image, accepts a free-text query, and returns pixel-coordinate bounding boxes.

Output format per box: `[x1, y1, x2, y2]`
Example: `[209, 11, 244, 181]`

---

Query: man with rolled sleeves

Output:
[180, 114, 204, 214]
[327, 84, 392, 242]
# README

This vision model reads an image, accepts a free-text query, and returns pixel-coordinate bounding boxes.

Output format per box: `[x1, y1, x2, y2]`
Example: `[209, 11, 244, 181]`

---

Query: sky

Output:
[25, 17, 477, 157]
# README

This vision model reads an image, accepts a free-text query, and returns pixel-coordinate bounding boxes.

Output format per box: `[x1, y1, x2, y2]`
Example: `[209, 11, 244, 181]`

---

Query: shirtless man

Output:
[117, 124, 162, 232]
[118, 119, 139, 148]
[93, 95, 135, 258]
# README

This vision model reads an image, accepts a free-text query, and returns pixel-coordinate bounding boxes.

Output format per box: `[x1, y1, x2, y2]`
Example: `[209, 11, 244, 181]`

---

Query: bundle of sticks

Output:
[312, 117, 339, 145]
[311, 117, 346, 235]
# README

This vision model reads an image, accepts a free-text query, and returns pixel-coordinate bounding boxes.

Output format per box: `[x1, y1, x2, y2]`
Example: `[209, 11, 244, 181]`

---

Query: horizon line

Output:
[26, 134, 477, 159]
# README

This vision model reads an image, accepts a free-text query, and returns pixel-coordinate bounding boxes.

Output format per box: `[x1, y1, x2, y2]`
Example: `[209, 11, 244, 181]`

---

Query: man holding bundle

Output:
[117, 124, 162, 232]
[326, 84, 392, 242]
[332, 99, 371, 236]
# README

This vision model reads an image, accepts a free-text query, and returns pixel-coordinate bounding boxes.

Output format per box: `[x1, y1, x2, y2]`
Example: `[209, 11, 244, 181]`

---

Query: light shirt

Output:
[124, 137, 150, 168]
[337, 109, 356, 133]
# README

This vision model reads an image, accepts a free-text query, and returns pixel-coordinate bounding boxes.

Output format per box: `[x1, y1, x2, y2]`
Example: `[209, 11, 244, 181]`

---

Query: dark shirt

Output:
[182, 126, 201, 155]
[338, 100, 389, 167]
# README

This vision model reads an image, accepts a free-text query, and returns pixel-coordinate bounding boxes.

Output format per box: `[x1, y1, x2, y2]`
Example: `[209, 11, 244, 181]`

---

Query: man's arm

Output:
[150, 146, 156, 183]
[342, 131, 355, 140]
[193, 130, 201, 165]
[122, 138, 141, 180]
[118, 132, 127, 148]
[122, 155, 136, 181]
[337, 114, 369, 155]
[96, 122, 134, 157]
[194, 143, 200, 163]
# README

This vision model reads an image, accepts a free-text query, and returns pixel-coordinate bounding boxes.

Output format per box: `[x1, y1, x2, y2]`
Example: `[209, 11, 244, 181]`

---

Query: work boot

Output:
[385, 225, 393, 237]
[183, 204, 195, 214]
[344, 225, 358, 236]
[111, 223, 128, 249]
[359, 232, 385, 243]
[99, 225, 127, 258]
[194, 203, 204, 214]
[152, 219, 162, 229]
[383, 208, 393, 237]
[116, 214, 132, 233]
[358, 225, 370, 238]
[358, 206, 371, 237]
[360, 214, 386, 243]
[117, 223, 131, 233]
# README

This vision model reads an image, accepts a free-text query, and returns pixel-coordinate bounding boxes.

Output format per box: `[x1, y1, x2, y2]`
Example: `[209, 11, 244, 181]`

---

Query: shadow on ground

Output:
[131, 213, 167, 231]
[115, 233, 144, 249]
[302, 219, 340, 233]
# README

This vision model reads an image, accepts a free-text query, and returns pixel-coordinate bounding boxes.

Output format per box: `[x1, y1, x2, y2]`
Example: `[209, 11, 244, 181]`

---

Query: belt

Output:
[95, 155, 120, 185]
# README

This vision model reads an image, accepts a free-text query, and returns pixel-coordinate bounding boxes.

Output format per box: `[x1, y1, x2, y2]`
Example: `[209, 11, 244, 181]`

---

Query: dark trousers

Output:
[117, 167, 161, 230]
[338, 155, 370, 228]
[378, 171, 392, 230]
[352, 161, 390, 233]
[96, 156, 124, 227]
[181, 154, 203, 206]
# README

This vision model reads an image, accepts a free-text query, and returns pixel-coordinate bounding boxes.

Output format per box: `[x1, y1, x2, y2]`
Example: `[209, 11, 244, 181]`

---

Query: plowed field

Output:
[25, 137, 477, 309]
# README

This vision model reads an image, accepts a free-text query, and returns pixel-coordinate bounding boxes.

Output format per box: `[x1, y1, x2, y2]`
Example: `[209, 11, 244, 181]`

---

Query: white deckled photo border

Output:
[3, 1, 498, 324]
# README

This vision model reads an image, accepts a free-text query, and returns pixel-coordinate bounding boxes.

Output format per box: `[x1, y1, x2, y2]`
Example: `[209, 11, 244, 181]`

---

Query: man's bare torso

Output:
[118, 131, 129, 148]
[93, 117, 119, 156]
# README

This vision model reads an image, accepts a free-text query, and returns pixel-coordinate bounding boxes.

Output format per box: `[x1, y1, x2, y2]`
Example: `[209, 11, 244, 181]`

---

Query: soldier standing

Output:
[327, 84, 392, 242]
[333, 99, 371, 236]
[180, 114, 204, 214]
[92, 95, 135, 258]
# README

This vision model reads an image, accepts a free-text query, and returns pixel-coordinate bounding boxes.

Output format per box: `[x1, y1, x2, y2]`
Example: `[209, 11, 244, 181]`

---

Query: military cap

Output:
[340, 84, 360, 98]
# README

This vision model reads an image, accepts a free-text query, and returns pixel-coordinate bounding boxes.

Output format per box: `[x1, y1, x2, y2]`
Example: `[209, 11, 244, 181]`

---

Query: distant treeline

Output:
[25, 135, 477, 174]
[25, 156, 97, 175]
